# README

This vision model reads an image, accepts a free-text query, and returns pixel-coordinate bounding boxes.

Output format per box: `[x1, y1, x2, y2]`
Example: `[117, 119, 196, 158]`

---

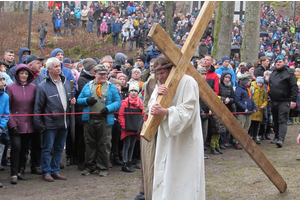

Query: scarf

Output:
[247, 87, 252, 99]
[34, 73, 39, 79]
[224, 81, 232, 87]
[0, 88, 4, 96]
[96, 81, 102, 98]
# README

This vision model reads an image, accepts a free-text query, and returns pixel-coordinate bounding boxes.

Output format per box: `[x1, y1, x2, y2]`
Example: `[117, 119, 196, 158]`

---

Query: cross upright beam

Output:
[140, 1, 287, 193]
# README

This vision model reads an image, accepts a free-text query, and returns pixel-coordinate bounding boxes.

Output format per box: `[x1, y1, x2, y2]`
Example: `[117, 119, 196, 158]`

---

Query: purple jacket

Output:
[6, 64, 36, 134]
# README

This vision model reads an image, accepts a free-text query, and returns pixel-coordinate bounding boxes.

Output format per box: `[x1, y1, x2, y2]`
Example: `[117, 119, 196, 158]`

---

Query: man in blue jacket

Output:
[111, 18, 123, 47]
[77, 64, 121, 177]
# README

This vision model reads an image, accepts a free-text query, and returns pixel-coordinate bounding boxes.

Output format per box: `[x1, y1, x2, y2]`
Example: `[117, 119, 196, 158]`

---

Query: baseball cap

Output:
[26, 55, 44, 64]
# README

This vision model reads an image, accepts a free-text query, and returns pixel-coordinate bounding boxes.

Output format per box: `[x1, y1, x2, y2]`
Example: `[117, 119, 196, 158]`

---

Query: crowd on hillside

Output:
[0, 1, 300, 199]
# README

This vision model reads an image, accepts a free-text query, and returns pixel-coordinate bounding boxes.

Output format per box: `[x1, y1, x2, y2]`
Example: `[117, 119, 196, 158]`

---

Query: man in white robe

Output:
[149, 55, 205, 200]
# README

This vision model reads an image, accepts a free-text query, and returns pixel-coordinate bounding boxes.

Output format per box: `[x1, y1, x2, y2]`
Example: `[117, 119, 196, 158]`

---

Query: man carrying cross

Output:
[148, 55, 205, 199]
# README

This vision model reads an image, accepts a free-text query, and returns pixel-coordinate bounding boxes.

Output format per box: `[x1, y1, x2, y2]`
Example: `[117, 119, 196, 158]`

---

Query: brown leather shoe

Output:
[51, 173, 67, 180]
[42, 174, 54, 182]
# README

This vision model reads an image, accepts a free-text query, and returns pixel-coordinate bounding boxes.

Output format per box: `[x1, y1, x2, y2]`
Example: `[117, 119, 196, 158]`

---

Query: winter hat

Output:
[256, 76, 264, 84]
[117, 73, 127, 80]
[197, 67, 207, 74]
[93, 57, 100, 64]
[125, 58, 134, 66]
[222, 56, 230, 63]
[275, 55, 285, 63]
[128, 81, 140, 92]
[63, 58, 71, 64]
[239, 73, 252, 85]
[240, 66, 249, 74]
[267, 46, 272, 50]
[26, 55, 44, 64]
[83, 58, 97, 71]
[50, 48, 64, 57]
[93, 64, 107, 72]
[217, 60, 223, 65]
[136, 55, 146, 64]
[0, 72, 5, 80]
[289, 62, 295, 67]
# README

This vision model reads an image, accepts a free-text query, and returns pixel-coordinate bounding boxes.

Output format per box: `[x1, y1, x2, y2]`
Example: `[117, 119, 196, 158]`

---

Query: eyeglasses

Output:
[96, 73, 107, 76]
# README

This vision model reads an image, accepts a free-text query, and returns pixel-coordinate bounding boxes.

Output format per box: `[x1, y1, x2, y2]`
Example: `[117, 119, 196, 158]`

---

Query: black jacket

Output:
[34, 71, 72, 132]
[219, 71, 236, 112]
[254, 64, 269, 78]
[269, 66, 298, 102]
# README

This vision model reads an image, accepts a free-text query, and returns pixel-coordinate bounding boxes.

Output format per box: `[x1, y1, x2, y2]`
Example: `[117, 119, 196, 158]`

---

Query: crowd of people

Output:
[0, 1, 300, 199]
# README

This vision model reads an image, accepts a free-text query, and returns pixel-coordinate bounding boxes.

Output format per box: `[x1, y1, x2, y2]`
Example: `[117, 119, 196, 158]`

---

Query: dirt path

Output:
[1, 125, 300, 199]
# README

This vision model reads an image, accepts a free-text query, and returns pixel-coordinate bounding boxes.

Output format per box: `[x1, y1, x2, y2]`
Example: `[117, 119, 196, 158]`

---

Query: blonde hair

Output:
[132, 68, 141, 74]
[295, 68, 300, 73]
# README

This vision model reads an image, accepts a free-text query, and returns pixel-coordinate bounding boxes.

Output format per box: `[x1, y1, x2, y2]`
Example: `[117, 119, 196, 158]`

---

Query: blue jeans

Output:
[88, 21, 95, 33]
[41, 129, 68, 175]
[112, 33, 120, 46]
[296, 32, 300, 42]
[129, 40, 134, 50]
[40, 38, 44, 49]
[76, 19, 80, 27]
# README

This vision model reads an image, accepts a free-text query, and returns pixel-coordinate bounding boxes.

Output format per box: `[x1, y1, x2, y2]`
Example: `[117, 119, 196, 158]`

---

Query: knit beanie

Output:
[63, 58, 71, 64]
[128, 81, 140, 92]
[137, 55, 146, 64]
[125, 58, 134, 66]
[240, 66, 249, 74]
[222, 56, 230, 63]
[83, 58, 97, 71]
[51, 48, 64, 57]
[256, 76, 264, 84]
[117, 73, 127, 80]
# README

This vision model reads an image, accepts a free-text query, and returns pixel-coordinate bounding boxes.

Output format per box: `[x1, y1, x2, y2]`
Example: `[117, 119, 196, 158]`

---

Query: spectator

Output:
[55, 15, 63, 36]
[118, 81, 143, 172]
[2, 50, 16, 76]
[88, 7, 95, 33]
[63, 8, 70, 35]
[38, 23, 47, 50]
[34, 57, 76, 182]
[78, 64, 121, 177]
[6, 64, 36, 184]
[100, 19, 108, 41]
[81, 6, 88, 30]
[216, 56, 236, 87]
[74, 7, 81, 27]
[111, 18, 123, 47]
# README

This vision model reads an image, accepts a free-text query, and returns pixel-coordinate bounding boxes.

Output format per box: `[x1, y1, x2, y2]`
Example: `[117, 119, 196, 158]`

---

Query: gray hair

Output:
[46, 57, 60, 69]
[102, 55, 113, 61]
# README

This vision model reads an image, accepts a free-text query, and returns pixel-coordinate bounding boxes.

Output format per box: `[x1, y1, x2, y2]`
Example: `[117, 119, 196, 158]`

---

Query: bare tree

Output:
[240, 1, 260, 63]
[165, 1, 175, 39]
[212, 1, 234, 60]
[38, 1, 45, 13]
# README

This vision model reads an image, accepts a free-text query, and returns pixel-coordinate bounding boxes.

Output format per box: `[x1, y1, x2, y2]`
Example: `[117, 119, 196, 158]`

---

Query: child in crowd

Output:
[248, 76, 268, 144]
[118, 81, 143, 172]
[55, 15, 63, 36]
[121, 28, 130, 49]
[0, 73, 9, 188]
[100, 19, 108, 41]
[234, 73, 258, 149]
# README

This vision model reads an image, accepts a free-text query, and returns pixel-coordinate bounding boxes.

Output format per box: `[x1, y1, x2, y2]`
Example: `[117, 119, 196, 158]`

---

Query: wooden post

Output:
[140, 1, 287, 193]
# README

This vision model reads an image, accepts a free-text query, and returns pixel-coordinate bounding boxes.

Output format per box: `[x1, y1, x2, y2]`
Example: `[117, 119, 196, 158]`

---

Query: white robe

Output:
[149, 75, 205, 200]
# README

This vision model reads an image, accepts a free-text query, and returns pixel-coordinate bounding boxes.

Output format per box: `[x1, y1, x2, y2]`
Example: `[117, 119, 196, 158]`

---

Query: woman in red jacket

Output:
[118, 81, 143, 172]
[6, 64, 36, 184]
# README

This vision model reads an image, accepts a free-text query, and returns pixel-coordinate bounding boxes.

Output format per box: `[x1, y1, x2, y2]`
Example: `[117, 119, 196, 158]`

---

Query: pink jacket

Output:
[100, 22, 108, 32]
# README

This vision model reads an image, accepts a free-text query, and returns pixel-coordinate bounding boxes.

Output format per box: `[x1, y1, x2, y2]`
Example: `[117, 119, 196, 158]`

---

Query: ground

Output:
[1, 124, 300, 199]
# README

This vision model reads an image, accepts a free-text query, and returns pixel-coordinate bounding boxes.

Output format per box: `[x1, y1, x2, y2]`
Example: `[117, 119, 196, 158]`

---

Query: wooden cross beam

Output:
[140, 1, 287, 193]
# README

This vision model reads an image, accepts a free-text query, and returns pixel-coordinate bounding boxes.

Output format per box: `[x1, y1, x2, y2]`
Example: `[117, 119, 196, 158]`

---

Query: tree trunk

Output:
[165, 1, 174, 39]
[212, 1, 234, 61]
[38, 1, 45, 13]
[240, 1, 261, 63]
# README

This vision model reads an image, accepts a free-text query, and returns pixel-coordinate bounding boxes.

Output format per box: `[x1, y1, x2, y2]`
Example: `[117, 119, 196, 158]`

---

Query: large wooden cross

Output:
[140, 1, 287, 193]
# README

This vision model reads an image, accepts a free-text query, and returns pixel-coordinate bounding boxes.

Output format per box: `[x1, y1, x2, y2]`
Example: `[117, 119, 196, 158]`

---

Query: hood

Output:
[14, 64, 34, 84]
[151, 48, 161, 55]
[51, 48, 64, 58]
[18, 47, 31, 64]
[81, 68, 95, 79]
[208, 65, 215, 73]
[113, 53, 127, 68]
[220, 71, 233, 83]
[42, 23, 47, 27]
